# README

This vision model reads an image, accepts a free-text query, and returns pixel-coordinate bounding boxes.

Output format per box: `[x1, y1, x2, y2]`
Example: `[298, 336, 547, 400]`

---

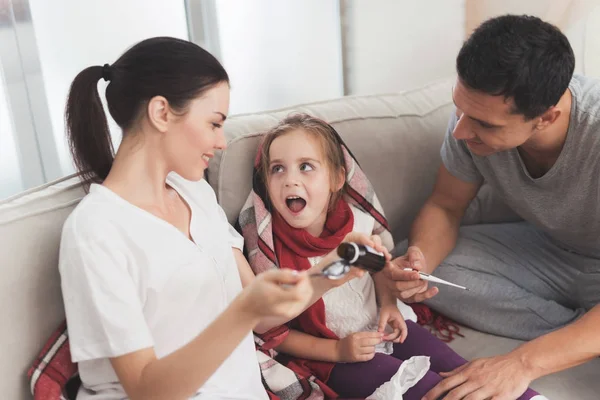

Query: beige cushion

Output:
[0, 175, 85, 400]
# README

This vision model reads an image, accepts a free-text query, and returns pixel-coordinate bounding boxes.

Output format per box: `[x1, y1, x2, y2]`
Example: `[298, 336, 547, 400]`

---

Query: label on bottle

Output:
[364, 245, 384, 257]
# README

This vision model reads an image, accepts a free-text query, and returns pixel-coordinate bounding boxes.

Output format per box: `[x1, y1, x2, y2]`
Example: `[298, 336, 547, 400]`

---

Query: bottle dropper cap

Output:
[337, 242, 359, 264]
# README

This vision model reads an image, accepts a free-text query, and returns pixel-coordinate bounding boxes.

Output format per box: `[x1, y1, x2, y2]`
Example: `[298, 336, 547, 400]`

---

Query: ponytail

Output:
[65, 66, 114, 187]
[65, 37, 229, 188]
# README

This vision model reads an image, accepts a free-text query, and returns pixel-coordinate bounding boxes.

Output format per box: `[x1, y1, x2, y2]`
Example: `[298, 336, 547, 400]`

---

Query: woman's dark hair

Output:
[457, 15, 575, 120]
[65, 36, 229, 186]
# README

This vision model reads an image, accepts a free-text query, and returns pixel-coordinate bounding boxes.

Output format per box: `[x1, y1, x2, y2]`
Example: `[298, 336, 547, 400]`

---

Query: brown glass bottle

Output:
[337, 242, 385, 273]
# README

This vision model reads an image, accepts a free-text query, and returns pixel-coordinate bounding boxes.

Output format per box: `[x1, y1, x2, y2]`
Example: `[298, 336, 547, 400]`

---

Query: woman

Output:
[59, 37, 377, 400]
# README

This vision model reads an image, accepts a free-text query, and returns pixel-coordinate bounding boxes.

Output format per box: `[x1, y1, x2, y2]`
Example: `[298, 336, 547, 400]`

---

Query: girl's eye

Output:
[270, 165, 284, 174]
[212, 123, 222, 130]
[300, 163, 314, 172]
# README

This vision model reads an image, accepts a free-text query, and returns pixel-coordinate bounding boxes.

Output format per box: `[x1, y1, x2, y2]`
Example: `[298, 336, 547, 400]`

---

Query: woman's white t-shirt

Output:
[59, 173, 267, 400]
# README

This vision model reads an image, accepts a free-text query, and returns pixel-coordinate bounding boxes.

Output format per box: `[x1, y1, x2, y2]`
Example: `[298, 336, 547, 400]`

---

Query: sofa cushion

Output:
[0, 175, 85, 400]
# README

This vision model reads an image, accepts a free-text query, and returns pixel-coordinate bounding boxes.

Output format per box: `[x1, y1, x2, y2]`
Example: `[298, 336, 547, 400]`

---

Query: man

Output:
[385, 14, 600, 400]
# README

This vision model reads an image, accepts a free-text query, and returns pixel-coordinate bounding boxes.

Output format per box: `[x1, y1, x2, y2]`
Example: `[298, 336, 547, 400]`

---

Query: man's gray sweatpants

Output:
[393, 222, 600, 340]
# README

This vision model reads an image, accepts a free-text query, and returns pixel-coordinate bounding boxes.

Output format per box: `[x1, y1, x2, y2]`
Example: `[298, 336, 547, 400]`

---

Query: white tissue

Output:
[367, 356, 431, 400]
[397, 299, 418, 323]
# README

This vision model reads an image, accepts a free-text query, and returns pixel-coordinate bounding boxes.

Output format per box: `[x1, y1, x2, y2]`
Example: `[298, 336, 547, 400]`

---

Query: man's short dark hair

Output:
[457, 15, 575, 120]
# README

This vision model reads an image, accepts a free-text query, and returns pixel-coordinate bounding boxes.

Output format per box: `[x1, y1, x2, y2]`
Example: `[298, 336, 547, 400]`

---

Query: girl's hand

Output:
[378, 303, 408, 343]
[344, 232, 391, 261]
[239, 268, 313, 321]
[335, 331, 383, 363]
[312, 232, 391, 288]
[365, 233, 392, 261]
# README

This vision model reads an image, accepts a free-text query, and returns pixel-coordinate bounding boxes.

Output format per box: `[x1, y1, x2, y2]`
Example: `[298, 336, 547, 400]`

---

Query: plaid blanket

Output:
[28, 322, 333, 400]
[237, 126, 395, 399]
[255, 327, 335, 399]
[239, 129, 394, 277]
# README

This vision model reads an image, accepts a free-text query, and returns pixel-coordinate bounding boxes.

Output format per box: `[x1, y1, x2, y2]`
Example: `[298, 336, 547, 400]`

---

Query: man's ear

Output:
[147, 95, 170, 133]
[534, 106, 561, 131]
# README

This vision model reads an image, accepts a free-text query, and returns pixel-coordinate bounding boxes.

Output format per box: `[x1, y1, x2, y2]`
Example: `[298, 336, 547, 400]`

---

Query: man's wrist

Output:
[511, 345, 546, 381]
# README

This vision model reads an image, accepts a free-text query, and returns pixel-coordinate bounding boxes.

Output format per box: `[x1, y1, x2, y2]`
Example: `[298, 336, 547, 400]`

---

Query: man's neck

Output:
[518, 89, 572, 177]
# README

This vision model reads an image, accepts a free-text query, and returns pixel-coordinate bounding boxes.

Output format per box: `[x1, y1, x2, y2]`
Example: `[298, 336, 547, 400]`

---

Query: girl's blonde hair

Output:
[259, 113, 347, 208]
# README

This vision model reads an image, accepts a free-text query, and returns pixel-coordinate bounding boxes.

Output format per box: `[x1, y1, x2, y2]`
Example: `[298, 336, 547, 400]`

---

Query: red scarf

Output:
[272, 198, 354, 383]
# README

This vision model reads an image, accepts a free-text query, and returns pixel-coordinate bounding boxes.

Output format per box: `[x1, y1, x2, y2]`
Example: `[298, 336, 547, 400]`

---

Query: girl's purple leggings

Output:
[327, 321, 542, 399]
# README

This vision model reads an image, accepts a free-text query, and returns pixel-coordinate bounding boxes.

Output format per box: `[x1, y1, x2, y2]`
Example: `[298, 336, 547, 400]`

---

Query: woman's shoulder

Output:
[61, 184, 128, 245]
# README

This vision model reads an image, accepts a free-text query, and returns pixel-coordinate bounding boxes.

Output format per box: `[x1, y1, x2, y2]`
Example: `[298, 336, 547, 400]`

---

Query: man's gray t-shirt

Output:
[441, 74, 600, 257]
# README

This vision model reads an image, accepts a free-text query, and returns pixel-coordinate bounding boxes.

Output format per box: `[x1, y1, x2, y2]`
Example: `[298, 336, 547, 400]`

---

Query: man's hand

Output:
[384, 246, 438, 303]
[423, 353, 534, 400]
[378, 303, 408, 343]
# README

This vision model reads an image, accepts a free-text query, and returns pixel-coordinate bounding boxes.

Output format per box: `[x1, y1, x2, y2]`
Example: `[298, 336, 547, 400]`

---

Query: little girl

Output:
[240, 113, 547, 400]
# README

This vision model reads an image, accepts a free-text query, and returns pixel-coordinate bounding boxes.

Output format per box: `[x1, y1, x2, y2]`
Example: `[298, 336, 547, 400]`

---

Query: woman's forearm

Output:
[114, 296, 258, 400]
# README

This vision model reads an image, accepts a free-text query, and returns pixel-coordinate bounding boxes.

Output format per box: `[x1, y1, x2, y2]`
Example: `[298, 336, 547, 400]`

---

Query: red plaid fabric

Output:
[254, 326, 336, 399]
[29, 322, 334, 400]
[30, 310, 460, 400]
[28, 321, 77, 400]
[409, 304, 464, 342]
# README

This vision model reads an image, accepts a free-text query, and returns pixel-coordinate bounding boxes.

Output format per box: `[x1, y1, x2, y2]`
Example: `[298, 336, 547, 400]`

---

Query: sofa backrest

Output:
[209, 78, 455, 241]
[0, 177, 86, 399]
[1, 78, 485, 399]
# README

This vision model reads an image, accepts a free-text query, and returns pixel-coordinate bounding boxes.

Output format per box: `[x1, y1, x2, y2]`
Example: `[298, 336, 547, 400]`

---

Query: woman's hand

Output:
[239, 268, 313, 321]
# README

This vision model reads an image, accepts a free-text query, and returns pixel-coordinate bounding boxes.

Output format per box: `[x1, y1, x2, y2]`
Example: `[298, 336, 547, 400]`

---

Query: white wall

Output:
[584, 5, 600, 77]
[9, 0, 596, 197]
[465, 0, 600, 77]
[215, 0, 344, 114]
[29, 0, 189, 176]
[346, 0, 466, 95]
[0, 64, 23, 198]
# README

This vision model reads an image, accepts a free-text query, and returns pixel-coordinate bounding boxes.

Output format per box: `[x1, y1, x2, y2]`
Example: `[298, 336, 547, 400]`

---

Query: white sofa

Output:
[1, 78, 598, 399]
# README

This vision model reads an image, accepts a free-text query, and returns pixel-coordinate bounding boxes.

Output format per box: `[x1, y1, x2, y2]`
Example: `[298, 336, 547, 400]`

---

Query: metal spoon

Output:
[310, 259, 350, 280]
